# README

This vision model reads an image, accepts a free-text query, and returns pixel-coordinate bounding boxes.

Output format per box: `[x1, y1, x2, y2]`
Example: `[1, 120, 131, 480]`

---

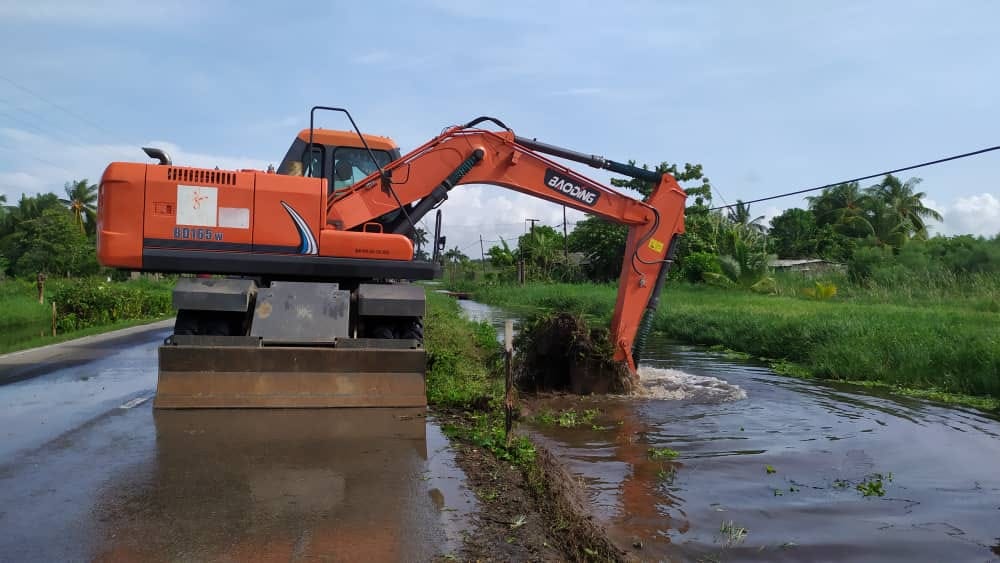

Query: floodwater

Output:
[0, 325, 478, 562]
[457, 297, 517, 342]
[459, 299, 1000, 562]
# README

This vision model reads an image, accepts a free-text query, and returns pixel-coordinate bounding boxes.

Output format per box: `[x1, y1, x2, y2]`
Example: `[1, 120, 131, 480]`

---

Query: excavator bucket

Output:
[156, 344, 426, 408]
[155, 279, 427, 408]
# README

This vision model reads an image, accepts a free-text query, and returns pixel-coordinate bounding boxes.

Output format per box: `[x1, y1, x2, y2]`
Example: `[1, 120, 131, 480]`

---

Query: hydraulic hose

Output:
[632, 235, 679, 364]
[390, 149, 484, 234]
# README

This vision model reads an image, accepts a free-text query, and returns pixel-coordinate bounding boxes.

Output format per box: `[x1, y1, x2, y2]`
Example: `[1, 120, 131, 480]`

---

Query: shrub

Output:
[679, 251, 721, 283]
[51, 279, 172, 331]
[847, 245, 894, 283]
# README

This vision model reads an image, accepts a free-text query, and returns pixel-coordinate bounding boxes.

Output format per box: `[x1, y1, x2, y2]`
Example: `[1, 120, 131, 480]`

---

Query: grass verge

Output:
[0, 277, 174, 355]
[424, 291, 627, 561]
[462, 282, 1000, 412]
[0, 316, 174, 356]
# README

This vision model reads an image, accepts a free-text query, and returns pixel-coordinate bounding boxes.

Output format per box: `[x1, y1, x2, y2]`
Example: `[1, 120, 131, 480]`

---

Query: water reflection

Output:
[453, 296, 518, 342]
[91, 409, 471, 562]
[457, 299, 1000, 562]
[536, 338, 1000, 562]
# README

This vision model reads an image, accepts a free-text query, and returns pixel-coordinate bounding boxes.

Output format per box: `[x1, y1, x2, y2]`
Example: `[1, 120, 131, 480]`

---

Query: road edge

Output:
[0, 318, 175, 385]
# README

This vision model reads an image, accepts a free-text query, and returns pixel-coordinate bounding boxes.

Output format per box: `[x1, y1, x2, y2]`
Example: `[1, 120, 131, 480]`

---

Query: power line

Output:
[0, 142, 76, 176]
[711, 185, 730, 208]
[0, 74, 127, 144]
[710, 144, 1000, 211]
[0, 102, 96, 148]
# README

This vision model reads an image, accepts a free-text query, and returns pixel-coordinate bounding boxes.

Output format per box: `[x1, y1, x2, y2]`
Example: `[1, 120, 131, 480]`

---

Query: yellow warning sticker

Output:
[648, 238, 665, 253]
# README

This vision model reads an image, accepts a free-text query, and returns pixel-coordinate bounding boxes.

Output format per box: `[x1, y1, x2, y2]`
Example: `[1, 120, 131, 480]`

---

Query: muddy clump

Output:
[515, 313, 637, 395]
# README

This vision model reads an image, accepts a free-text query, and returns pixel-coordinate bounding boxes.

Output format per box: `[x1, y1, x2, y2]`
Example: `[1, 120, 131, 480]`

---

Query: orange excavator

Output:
[97, 106, 686, 408]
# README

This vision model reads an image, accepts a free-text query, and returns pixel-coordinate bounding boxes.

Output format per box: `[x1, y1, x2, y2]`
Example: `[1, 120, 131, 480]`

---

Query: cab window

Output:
[331, 147, 393, 193]
[276, 139, 323, 178]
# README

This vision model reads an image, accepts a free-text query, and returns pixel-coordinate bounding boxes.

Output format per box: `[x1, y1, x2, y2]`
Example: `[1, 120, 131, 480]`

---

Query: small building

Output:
[768, 258, 845, 275]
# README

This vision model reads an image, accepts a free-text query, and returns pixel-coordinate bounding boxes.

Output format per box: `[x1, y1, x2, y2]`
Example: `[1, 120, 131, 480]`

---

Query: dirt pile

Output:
[515, 313, 637, 395]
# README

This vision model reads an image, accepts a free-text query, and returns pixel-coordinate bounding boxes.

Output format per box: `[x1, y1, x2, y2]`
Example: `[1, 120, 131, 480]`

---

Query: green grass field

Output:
[0, 277, 174, 354]
[466, 281, 1000, 407]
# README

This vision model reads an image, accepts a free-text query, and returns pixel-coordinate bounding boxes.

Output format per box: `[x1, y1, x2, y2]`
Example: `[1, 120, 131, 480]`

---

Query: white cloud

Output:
[929, 193, 1000, 237]
[760, 205, 784, 228]
[437, 185, 588, 255]
[0, 128, 266, 201]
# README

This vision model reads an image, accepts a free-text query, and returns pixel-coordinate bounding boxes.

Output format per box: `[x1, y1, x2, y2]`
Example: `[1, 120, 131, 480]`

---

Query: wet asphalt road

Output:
[0, 324, 476, 562]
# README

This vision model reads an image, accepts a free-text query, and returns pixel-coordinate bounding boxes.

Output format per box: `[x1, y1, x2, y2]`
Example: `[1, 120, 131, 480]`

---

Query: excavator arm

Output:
[326, 118, 687, 373]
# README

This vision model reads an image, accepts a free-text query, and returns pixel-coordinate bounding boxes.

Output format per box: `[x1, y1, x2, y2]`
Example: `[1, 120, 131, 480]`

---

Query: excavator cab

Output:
[274, 129, 400, 195]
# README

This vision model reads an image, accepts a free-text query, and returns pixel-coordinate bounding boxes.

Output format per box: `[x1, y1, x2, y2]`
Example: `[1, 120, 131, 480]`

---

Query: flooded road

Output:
[459, 299, 1000, 562]
[0, 324, 477, 561]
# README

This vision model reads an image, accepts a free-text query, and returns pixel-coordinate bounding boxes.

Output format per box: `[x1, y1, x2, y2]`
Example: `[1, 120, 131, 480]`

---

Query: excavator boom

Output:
[96, 109, 686, 407]
[326, 118, 687, 370]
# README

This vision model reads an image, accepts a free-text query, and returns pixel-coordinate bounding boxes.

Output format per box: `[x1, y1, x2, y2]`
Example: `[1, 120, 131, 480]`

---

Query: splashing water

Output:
[636, 366, 747, 403]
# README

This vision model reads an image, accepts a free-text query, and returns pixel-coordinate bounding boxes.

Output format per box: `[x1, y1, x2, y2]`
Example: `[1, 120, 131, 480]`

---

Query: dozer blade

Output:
[156, 345, 426, 408]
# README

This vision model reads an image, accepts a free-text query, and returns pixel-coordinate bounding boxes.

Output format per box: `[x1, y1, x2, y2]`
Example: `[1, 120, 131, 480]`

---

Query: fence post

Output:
[504, 319, 515, 445]
[51, 301, 57, 336]
[37, 272, 46, 304]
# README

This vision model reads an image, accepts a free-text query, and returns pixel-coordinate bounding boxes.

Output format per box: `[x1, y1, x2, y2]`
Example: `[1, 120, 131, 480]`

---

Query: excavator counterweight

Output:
[96, 107, 686, 408]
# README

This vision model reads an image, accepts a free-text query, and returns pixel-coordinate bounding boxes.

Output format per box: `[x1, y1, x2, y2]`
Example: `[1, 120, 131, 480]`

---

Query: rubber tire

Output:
[369, 324, 396, 339]
[174, 310, 201, 335]
[398, 317, 423, 344]
[173, 310, 245, 336]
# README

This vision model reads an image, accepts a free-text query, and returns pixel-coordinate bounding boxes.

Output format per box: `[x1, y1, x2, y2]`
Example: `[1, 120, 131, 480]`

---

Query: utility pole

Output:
[562, 206, 568, 258]
[479, 234, 487, 277]
[524, 218, 539, 283]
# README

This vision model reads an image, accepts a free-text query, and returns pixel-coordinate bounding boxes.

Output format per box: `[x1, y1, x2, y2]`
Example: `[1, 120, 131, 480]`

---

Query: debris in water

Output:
[637, 367, 747, 403]
[515, 312, 636, 394]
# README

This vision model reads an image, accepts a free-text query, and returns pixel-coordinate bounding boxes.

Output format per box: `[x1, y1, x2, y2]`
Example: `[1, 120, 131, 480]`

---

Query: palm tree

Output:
[443, 246, 469, 283]
[443, 246, 467, 264]
[61, 179, 98, 235]
[1, 193, 63, 237]
[727, 200, 766, 234]
[865, 199, 911, 248]
[704, 229, 775, 292]
[412, 227, 428, 253]
[806, 182, 873, 237]
[868, 175, 942, 239]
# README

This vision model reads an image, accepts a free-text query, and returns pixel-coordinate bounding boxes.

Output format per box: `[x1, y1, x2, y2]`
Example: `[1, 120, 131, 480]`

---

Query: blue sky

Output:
[1, 0, 998, 253]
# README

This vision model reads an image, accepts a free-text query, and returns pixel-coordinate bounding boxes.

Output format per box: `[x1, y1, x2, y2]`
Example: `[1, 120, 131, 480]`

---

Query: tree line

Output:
[0, 180, 99, 278]
[471, 162, 999, 287]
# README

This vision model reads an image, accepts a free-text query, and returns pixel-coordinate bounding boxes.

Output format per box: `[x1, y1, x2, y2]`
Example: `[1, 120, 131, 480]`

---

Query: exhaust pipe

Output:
[143, 147, 172, 166]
